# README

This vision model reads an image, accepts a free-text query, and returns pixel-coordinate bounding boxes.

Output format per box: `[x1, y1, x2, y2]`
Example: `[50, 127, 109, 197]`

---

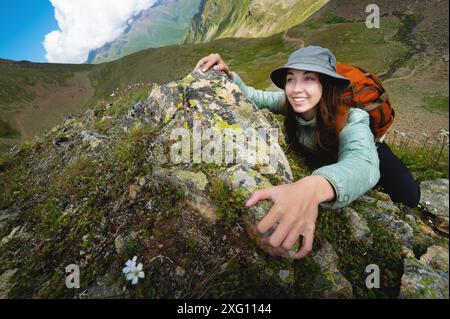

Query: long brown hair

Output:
[283, 73, 349, 165]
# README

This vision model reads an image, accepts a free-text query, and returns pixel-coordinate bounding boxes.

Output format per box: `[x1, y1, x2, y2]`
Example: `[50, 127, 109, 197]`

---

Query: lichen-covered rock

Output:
[152, 167, 218, 223]
[404, 214, 417, 228]
[343, 207, 373, 245]
[374, 200, 400, 214]
[420, 179, 449, 234]
[87, 274, 128, 299]
[311, 239, 353, 299]
[399, 258, 449, 299]
[361, 206, 414, 249]
[80, 130, 106, 149]
[419, 245, 449, 272]
[420, 179, 449, 218]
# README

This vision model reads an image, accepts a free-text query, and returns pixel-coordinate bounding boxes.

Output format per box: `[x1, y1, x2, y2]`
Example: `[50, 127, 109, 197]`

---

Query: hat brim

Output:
[270, 63, 350, 90]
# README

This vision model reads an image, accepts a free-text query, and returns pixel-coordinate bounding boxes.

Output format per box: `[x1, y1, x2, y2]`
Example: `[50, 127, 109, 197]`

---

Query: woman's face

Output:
[284, 69, 322, 120]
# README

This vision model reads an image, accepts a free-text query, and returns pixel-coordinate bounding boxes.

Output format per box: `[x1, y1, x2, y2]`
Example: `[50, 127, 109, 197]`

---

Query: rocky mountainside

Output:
[86, 0, 202, 64]
[183, 0, 328, 43]
[0, 70, 447, 298]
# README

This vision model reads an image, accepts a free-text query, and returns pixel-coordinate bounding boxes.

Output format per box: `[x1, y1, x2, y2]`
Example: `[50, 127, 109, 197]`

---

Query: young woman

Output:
[195, 46, 420, 259]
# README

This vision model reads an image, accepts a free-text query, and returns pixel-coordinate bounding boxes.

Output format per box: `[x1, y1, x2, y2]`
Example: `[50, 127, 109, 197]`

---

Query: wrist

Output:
[301, 175, 335, 204]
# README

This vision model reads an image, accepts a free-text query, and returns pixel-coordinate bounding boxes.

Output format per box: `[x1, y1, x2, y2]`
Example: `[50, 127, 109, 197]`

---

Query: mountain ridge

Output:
[85, 0, 202, 64]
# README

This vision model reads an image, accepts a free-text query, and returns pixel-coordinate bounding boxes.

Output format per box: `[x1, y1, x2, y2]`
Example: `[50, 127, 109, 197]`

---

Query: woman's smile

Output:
[292, 96, 309, 105]
[285, 69, 322, 119]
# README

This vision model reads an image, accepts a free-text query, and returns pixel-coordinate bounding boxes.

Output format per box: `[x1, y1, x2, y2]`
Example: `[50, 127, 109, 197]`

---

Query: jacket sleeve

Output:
[311, 108, 380, 209]
[232, 72, 286, 115]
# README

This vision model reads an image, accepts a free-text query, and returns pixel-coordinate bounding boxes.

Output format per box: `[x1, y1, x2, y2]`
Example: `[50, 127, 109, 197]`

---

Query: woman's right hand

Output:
[195, 53, 233, 80]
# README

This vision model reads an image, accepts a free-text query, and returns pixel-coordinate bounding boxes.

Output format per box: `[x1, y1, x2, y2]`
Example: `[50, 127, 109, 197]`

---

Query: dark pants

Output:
[376, 142, 421, 208]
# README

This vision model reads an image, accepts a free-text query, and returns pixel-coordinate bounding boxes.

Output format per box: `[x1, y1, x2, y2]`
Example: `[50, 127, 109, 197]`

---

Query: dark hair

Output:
[283, 73, 348, 165]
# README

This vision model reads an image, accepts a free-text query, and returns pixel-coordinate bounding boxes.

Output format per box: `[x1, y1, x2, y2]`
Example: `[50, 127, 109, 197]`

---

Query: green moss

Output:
[185, 238, 199, 249]
[198, 161, 224, 177]
[210, 178, 247, 229]
[266, 174, 283, 186]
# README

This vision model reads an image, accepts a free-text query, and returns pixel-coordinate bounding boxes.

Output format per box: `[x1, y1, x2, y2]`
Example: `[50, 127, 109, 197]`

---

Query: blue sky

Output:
[0, 1, 58, 62]
[0, 0, 156, 64]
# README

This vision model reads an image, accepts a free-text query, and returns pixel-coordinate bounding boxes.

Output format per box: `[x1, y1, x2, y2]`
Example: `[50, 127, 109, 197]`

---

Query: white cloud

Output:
[44, 0, 156, 63]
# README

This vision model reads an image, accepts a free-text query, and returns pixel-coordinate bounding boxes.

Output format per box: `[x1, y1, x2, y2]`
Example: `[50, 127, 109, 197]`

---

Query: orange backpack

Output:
[335, 63, 395, 141]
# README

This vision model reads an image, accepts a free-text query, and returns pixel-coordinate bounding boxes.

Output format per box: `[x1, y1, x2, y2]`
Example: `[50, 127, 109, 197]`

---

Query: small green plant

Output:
[210, 178, 247, 229]
[112, 123, 157, 171]
[51, 154, 97, 197]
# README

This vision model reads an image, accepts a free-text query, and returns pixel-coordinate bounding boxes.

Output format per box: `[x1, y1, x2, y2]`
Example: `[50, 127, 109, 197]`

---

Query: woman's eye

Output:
[286, 78, 294, 82]
[305, 76, 314, 81]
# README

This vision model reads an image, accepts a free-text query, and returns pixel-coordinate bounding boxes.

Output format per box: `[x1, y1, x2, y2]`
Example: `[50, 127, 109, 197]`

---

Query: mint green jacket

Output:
[232, 72, 380, 209]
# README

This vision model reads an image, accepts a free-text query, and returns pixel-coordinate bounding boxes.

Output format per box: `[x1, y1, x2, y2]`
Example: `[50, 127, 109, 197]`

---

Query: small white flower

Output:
[122, 256, 137, 274]
[425, 201, 431, 205]
[126, 263, 145, 285]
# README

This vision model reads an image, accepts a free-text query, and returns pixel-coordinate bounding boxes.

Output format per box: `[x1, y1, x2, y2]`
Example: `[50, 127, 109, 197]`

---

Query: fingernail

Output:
[202, 68, 206, 72]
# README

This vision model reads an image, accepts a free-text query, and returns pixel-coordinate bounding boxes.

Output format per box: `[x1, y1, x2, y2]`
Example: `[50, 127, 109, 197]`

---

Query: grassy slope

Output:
[0, 60, 93, 107]
[0, 60, 94, 145]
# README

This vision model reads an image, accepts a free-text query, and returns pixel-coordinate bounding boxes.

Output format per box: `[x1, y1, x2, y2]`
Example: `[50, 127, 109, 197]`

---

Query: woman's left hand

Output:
[245, 175, 335, 259]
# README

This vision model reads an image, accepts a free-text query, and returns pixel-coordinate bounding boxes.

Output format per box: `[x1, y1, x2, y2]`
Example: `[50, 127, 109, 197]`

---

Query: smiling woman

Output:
[195, 46, 421, 259]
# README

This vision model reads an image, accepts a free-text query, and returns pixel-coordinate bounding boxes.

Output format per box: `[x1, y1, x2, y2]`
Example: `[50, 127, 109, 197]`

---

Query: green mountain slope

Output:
[184, 0, 328, 43]
[0, 60, 94, 152]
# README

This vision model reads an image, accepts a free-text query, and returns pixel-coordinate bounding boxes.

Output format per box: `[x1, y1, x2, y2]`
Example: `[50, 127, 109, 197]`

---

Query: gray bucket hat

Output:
[270, 45, 350, 90]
